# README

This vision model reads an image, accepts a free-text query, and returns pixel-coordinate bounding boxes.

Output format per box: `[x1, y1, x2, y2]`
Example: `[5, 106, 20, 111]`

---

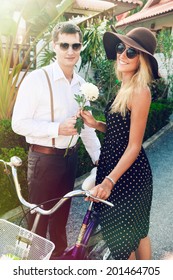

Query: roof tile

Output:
[116, 0, 173, 26]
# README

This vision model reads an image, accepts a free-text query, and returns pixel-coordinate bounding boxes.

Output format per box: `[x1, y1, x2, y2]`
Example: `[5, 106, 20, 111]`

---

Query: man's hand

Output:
[59, 116, 78, 136]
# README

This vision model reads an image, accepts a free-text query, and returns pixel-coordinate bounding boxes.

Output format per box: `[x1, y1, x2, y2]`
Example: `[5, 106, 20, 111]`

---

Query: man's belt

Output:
[29, 144, 78, 156]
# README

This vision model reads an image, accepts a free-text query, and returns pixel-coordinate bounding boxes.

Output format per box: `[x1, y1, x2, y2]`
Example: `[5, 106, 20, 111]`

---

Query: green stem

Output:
[64, 135, 74, 157]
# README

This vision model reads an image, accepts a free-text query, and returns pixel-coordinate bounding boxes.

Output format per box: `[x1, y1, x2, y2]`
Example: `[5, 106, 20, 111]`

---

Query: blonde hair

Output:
[111, 53, 153, 116]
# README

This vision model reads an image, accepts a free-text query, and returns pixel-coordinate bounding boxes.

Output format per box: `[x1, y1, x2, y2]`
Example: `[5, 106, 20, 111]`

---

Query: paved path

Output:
[147, 125, 173, 260]
[67, 123, 173, 260]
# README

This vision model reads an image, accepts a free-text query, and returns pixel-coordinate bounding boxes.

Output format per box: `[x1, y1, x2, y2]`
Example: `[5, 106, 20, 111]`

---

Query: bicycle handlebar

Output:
[0, 156, 114, 216]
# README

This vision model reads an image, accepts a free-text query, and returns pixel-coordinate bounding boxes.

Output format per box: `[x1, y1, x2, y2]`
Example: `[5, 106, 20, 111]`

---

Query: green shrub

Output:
[0, 147, 28, 216]
[0, 120, 28, 150]
[0, 120, 28, 215]
[144, 101, 173, 140]
[150, 78, 169, 100]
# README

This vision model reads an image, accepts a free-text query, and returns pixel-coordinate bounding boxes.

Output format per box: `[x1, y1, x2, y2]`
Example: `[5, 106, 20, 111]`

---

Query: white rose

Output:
[80, 82, 99, 101]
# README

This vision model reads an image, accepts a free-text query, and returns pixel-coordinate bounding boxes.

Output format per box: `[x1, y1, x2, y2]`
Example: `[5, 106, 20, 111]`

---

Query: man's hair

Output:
[52, 22, 83, 43]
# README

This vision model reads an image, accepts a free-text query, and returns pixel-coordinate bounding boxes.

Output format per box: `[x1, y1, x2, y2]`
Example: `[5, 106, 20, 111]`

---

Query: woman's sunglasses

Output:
[116, 42, 139, 59]
[56, 42, 82, 51]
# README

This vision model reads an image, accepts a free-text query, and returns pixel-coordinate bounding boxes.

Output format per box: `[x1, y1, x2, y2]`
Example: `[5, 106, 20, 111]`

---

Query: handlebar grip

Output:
[10, 156, 22, 167]
[86, 191, 114, 207]
[0, 156, 22, 167]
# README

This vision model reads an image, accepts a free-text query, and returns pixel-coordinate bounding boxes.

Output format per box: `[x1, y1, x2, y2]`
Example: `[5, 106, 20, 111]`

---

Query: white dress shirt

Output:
[12, 61, 101, 163]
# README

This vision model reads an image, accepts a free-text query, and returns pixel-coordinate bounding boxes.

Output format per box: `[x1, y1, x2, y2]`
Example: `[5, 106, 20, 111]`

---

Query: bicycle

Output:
[0, 156, 113, 260]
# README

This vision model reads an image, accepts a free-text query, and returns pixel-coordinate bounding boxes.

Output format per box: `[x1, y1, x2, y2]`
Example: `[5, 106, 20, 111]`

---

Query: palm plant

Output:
[0, 0, 69, 120]
[79, 22, 104, 80]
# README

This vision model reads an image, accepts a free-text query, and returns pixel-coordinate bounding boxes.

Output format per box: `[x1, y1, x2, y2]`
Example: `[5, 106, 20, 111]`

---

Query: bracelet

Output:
[105, 176, 115, 186]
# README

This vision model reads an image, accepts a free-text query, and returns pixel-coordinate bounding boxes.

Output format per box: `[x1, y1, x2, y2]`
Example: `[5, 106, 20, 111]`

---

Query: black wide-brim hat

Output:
[103, 27, 160, 80]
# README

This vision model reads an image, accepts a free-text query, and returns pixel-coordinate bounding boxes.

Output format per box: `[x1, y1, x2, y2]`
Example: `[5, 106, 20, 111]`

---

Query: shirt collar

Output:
[52, 61, 80, 86]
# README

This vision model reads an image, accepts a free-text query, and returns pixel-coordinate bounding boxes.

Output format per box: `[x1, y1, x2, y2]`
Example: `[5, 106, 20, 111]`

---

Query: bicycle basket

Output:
[0, 219, 55, 260]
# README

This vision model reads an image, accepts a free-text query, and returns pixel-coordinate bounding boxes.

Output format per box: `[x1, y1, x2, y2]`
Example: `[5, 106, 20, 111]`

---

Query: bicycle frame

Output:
[59, 202, 98, 260]
[0, 156, 113, 260]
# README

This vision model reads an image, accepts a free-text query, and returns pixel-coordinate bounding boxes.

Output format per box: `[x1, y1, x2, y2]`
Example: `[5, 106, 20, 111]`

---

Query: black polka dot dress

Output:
[94, 99, 153, 260]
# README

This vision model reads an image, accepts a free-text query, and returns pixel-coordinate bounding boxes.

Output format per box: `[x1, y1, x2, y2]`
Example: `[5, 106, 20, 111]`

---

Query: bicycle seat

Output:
[82, 167, 97, 190]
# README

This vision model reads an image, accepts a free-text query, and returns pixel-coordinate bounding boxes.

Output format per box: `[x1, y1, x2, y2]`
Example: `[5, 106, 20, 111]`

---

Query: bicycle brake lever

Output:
[86, 191, 114, 207]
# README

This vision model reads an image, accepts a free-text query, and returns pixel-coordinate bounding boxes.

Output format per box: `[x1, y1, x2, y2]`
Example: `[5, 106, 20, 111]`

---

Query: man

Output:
[12, 22, 101, 258]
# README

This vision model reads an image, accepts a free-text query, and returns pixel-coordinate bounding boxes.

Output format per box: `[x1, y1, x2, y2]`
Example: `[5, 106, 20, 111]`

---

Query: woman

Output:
[81, 27, 160, 260]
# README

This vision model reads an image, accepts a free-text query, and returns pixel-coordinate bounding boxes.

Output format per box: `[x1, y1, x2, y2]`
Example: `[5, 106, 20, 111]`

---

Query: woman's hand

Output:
[85, 180, 113, 203]
[81, 110, 106, 133]
[80, 110, 97, 129]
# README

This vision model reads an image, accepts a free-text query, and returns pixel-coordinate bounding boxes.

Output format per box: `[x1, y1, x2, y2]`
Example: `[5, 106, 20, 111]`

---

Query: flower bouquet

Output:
[64, 82, 99, 157]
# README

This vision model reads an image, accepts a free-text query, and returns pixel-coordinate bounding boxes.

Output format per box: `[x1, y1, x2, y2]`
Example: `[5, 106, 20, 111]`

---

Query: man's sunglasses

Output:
[56, 42, 82, 51]
[116, 42, 139, 59]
